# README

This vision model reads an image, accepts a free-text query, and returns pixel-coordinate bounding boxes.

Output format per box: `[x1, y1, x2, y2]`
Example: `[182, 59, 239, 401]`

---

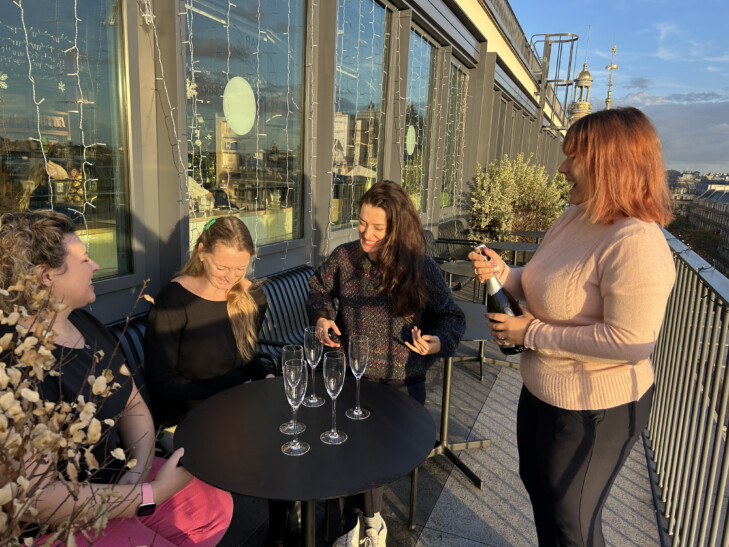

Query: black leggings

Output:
[517, 385, 653, 547]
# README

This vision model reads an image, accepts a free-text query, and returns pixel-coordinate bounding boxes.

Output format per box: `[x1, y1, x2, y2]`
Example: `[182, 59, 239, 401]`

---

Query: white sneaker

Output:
[333, 519, 360, 547]
[362, 517, 387, 547]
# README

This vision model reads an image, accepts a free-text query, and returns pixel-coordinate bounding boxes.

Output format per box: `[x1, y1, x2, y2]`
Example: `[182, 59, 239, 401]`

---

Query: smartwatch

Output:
[137, 483, 156, 517]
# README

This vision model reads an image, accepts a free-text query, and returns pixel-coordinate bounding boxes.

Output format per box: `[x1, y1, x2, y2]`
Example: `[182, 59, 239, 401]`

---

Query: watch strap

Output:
[141, 483, 154, 506]
[137, 482, 156, 517]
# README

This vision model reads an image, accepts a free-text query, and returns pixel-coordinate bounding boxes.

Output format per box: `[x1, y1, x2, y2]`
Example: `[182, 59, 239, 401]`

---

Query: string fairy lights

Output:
[5, 0, 473, 277]
[14, 0, 109, 239]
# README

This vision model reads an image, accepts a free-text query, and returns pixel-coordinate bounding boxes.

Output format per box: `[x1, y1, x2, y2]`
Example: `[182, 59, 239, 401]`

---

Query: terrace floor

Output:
[221, 285, 661, 546]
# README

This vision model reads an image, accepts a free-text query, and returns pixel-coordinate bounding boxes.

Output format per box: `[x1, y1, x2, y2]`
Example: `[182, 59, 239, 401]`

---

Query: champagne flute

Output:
[279, 345, 306, 435]
[320, 351, 347, 445]
[302, 326, 325, 407]
[281, 359, 309, 456]
[345, 335, 370, 420]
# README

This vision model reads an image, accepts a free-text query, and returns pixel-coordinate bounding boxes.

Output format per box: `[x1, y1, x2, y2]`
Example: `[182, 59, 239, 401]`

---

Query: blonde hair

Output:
[179, 217, 259, 362]
[563, 107, 673, 226]
[0, 211, 75, 314]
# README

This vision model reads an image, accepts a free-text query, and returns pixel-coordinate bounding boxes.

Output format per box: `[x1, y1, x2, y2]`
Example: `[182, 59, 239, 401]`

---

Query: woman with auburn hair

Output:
[0, 210, 232, 546]
[470, 107, 675, 546]
[145, 215, 274, 428]
[308, 180, 465, 546]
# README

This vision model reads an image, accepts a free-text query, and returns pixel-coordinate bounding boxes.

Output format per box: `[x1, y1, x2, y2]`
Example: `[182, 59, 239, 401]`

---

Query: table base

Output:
[408, 355, 493, 529]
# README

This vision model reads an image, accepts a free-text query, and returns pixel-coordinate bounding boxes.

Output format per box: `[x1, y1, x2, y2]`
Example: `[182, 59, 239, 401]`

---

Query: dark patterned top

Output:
[308, 241, 465, 381]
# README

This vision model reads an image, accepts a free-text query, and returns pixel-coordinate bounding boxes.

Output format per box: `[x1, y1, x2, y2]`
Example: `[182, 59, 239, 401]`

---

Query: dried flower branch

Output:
[0, 276, 150, 544]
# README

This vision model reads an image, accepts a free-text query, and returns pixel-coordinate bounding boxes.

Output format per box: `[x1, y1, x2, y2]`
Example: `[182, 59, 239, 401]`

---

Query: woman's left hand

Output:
[486, 307, 534, 347]
[405, 327, 441, 355]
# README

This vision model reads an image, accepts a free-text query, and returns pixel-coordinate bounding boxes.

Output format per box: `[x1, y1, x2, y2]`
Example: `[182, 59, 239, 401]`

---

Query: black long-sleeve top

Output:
[145, 281, 271, 427]
[308, 241, 466, 382]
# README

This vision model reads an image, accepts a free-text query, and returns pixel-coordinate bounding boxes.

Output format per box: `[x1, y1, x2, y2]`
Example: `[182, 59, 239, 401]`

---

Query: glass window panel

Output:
[440, 63, 467, 208]
[495, 99, 507, 161]
[331, 0, 390, 229]
[185, 0, 305, 247]
[403, 29, 435, 213]
[0, 0, 131, 279]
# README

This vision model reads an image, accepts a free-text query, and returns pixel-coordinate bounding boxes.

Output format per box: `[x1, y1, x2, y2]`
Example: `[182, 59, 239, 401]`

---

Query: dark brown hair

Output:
[360, 180, 427, 318]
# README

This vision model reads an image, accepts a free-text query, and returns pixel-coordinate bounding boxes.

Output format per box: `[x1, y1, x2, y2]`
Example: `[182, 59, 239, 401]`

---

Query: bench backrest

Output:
[107, 315, 151, 408]
[257, 265, 315, 362]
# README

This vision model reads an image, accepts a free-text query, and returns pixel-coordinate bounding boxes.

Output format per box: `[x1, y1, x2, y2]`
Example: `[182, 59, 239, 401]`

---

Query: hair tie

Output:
[203, 217, 217, 231]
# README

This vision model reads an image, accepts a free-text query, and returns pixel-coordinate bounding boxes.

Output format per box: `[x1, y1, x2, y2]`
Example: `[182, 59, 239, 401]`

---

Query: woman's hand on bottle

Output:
[486, 308, 534, 347]
[468, 247, 505, 284]
[150, 448, 193, 506]
[405, 327, 441, 355]
[316, 317, 341, 347]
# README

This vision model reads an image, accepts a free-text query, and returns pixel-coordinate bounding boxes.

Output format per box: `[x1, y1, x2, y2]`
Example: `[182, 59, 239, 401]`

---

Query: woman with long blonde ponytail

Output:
[145, 216, 274, 428]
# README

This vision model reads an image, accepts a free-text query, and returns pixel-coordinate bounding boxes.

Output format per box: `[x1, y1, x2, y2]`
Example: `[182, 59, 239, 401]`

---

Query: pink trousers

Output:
[43, 457, 233, 546]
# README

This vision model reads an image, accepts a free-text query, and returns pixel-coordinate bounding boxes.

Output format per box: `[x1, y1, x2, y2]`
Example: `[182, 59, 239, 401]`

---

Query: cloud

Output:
[643, 101, 729, 172]
[665, 91, 728, 103]
[626, 77, 652, 90]
[706, 53, 729, 63]
[654, 22, 681, 61]
[617, 91, 669, 107]
[617, 90, 729, 107]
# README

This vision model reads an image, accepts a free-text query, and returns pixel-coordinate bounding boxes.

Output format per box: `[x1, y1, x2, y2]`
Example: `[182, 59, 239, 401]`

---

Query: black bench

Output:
[257, 264, 315, 370]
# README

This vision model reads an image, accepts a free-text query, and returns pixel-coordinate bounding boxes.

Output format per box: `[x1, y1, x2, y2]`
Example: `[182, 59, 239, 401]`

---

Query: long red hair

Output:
[563, 107, 673, 226]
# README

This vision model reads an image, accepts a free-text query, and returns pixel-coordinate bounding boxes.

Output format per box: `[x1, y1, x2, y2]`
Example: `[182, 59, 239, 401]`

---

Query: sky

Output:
[509, 0, 729, 174]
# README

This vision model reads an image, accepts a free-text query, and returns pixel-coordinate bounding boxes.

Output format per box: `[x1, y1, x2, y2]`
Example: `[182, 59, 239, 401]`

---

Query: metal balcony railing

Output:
[648, 231, 729, 546]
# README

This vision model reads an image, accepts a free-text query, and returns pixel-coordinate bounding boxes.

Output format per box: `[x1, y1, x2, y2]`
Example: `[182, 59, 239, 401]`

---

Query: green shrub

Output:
[470, 153, 568, 241]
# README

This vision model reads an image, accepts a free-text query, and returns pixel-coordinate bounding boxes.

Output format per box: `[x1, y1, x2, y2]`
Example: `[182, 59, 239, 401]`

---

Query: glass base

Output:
[345, 407, 370, 420]
[282, 439, 310, 456]
[302, 395, 325, 408]
[320, 429, 347, 445]
[279, 421, 306, 435]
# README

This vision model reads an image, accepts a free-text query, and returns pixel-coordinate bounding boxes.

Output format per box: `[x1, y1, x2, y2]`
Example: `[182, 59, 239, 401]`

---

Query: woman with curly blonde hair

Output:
[0, 210, 232, 546]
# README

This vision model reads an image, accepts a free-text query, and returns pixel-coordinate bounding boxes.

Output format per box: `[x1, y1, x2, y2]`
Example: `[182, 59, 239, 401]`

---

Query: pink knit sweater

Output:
[500, 205, 675, 410]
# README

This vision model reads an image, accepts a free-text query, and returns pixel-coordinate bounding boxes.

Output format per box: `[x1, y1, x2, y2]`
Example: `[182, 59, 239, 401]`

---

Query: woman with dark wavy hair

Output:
[308, 180, 465, 546]
[470, 107, 675, 546]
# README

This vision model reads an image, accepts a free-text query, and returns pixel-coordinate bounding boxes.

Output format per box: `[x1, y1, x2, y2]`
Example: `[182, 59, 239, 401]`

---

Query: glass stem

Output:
[292, 408, 298, 444]
[331, 398, 337, 432]
[310, 365, 316, 397]
[355, 377, 361, 410]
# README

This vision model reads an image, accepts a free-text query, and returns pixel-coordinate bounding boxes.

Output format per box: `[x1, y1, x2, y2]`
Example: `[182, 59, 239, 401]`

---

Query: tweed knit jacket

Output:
[308, 241, 466, 381]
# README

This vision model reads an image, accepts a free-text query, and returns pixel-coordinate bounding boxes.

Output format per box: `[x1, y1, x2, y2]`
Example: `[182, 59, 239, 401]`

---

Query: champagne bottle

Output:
[476, 245, 526, 355]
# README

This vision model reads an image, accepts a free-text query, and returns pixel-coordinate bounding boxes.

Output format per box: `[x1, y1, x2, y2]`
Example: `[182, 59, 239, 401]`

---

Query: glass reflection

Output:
[0, 0, 130, 278]
[331, 0, 390, 229]
[441, 64, 467, 208]
[185, 0, 305, 247]
[403, 29, 435, 213]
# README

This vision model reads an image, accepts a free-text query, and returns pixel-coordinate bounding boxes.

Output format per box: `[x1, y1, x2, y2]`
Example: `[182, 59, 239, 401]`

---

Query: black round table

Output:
[439, 260, 476, 278]
[174, 375, 435, 546]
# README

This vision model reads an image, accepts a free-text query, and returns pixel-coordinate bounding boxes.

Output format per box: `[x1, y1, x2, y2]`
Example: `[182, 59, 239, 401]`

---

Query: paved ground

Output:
[222, 288, 660, 546]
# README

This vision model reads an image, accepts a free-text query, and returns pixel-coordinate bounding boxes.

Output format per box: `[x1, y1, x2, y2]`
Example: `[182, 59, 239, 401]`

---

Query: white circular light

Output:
[223, 76, 256, 136]
[406, 125, 416, 156]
